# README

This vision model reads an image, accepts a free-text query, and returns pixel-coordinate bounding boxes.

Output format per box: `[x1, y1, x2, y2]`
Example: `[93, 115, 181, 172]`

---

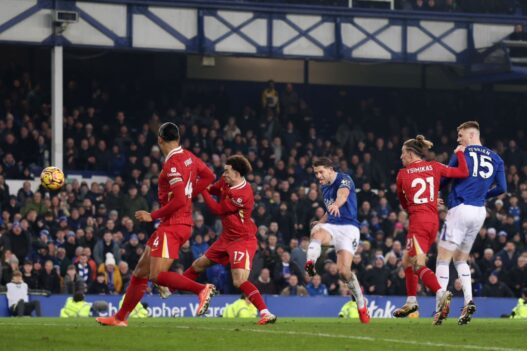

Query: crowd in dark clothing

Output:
[0, 66, 526, 299]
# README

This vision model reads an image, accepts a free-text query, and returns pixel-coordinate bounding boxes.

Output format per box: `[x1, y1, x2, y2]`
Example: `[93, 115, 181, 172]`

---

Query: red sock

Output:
[183, 266, 201, 281]
[157, 271, 205, 295]
[416, 266, 441, 293]
[115, 275, 148, 321]
[405, 267, 418, 297]
[239, 281, 268, 312]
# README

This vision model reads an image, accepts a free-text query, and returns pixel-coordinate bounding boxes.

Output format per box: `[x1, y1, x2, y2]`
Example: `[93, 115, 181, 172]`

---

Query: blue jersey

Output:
[321, 172, 360, 227]
[444, 145, 506, 208]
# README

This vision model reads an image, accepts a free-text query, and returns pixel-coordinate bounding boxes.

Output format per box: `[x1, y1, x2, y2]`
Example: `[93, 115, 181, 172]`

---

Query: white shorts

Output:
[439, 204, 486, 253]
[314, 223, 360, 255]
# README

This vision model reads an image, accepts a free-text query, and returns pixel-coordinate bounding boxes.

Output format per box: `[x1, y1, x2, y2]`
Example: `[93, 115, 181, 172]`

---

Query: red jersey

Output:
[202, 176, 257, 241]
[396, 151, 468, 223]
[152, 146, 214, 226]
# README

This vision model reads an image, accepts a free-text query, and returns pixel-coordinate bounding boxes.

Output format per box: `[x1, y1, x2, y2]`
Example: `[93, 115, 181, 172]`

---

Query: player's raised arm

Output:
[439, 153, 459, 189]
[486, 158, 506, 198]
[438, 146, 468, 178]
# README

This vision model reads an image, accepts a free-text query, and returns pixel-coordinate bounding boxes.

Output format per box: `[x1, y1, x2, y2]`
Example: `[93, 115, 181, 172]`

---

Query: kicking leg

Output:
[305, 225, 331, 276]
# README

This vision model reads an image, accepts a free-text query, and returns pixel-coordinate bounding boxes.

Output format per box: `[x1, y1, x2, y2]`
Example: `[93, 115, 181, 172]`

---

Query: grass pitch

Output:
[0, 318, 524, 351]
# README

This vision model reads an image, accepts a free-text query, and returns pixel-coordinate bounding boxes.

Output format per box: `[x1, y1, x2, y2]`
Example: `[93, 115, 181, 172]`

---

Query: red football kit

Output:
[201, 177, 258, 270]
[147, 146, 214, 259]
[396, 151, 468, 257]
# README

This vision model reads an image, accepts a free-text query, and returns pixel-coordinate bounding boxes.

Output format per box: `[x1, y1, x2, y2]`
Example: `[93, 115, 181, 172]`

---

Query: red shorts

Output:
[205, 236, 257, 270]
[147, 224, 191, 259]
[406, 221, 438, 257]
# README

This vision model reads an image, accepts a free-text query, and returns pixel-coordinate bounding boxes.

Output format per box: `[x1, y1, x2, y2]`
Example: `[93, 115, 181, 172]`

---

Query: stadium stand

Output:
[1, 56, 526, 300]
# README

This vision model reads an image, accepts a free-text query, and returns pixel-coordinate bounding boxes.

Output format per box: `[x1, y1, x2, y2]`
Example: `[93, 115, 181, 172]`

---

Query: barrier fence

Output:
[0, 294, 517, 318]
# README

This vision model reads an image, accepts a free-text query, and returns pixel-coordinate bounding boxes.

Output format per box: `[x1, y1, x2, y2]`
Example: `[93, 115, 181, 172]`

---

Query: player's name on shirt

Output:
[467, 146, 491, 155]
[406, 164, 433, 174]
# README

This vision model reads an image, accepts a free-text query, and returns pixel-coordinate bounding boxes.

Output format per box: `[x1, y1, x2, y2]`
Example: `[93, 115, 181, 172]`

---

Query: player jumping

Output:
[436, 121, 506, 325]
[304, 157, 370, 324]
[96, 122, 216, 327]
[181, 155, 277, 325]
[393, 135, 468, 325]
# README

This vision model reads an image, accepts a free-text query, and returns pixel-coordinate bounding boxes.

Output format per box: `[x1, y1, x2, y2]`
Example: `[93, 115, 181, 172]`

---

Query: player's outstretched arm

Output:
[439, 153, 458, 189]
[201, 190, 242, 216]
[486, 159, 507, 198]
[441, 148, 468, 178]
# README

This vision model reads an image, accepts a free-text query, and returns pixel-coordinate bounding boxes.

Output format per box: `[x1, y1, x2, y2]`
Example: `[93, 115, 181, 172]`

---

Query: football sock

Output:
[404, 267, 418, 303]
[454, 261, 473, 305]
[183, 266, 201, 281]
[240, 281, 268, 312]
[347, 273, 365, 309]
[157, 271, 204, 295]
[307, 239, 322, 262]
[435, 260, 450, 292]
[416, 266, 441, 294]
[115, 275, 148, 321]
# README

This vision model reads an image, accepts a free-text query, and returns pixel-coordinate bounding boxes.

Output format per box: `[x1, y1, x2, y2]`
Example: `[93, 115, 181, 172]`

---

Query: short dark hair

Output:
[158, 122, 180, 142]
[313, 157, 334, 169]
[457, 121, 480, 132]
[226, 155, 252, 177]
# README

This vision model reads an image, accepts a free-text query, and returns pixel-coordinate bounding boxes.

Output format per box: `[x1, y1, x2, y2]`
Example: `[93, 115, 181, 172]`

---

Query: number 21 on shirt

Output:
[411, 177, 434, 204]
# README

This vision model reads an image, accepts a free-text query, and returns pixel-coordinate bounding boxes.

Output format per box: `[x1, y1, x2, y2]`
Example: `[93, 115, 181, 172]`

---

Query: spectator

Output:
[261, 80, 279, 115]
[39, 260, 61, 294]
[21, 259, 39, 289]
[508, 255, 527, 296]
[273, 251, 303, 290]
[7, 222, 31, 263]
[191, 234, 209, 260]
[253, 268, 276, 295]
[280, 275, 308, 296]
[97, 253, 122, 294]
[6, 271, 41, 317]
[306, 274, 328, 296]
[291, 237, 309, 269]
[322, 262, 340, 295]
[93, 231, 121, 266]
[63, 264, 85, 294]
[89, 272, 110, 295]
[121, 186, 148, 222]
[482, 272, 514, 297]
[364, 256, 391, 295]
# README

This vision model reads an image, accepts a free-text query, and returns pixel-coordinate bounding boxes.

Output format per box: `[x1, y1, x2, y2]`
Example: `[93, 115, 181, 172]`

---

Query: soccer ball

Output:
[40, 166, 65, 190]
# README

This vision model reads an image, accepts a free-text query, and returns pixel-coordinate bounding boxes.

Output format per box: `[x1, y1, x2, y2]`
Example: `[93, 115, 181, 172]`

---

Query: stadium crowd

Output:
[0, 66, 526, 301]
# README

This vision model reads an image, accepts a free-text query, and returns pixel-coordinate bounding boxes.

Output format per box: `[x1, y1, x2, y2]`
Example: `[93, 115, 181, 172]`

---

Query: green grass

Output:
[0, 318, 525, 351]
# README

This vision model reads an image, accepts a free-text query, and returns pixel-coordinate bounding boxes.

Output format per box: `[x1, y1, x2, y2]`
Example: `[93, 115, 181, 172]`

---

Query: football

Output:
[40, 166, 65, 191]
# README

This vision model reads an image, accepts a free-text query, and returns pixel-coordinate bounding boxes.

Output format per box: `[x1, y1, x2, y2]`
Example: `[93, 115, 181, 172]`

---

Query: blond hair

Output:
[403, 135, 433, 158]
